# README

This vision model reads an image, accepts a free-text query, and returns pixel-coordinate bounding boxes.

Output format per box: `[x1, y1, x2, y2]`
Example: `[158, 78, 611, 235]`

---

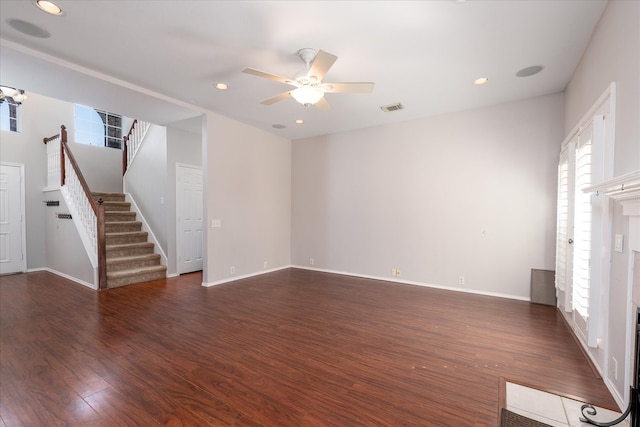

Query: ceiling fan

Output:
[242, 48, 374, 110]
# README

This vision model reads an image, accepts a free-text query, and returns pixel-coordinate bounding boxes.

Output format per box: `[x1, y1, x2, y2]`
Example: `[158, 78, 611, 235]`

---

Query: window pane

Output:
[0, 100, 20, 132]
[74, 104, 124, 149]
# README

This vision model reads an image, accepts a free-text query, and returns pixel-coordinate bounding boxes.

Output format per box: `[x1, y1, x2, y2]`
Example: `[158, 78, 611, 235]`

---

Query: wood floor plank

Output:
[0, 268, 619, 426]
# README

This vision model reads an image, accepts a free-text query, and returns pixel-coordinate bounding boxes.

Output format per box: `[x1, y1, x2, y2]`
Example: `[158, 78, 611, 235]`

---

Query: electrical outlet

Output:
[309, 257, 314, 266]
[230, 266, 235, 275]
[396, 269, 401, 277]
[458, 276, 465, 285]
[391, 268, 397, 277]
[610, 357, 618, 380]
[263, 261, 268, 269]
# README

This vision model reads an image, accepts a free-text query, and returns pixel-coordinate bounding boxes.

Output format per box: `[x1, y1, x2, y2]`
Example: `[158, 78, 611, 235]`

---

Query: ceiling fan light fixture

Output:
[291, 86, 324, 107]
[0, 86, 26, 104]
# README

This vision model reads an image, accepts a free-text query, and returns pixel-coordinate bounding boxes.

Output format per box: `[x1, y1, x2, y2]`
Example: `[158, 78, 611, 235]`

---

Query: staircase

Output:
[93, 192, 167, 288]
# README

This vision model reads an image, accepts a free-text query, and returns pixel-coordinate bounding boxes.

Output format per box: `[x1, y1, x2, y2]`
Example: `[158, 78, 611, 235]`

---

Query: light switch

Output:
[614, 234, 623, 253]
[211, 219, 222, 228]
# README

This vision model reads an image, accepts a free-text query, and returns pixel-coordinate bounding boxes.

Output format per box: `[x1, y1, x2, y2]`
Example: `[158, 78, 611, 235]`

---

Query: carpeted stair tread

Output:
[107, 253, 161, 264]
[106, 242, 154, 257]
[100, 201, 131, 211]
[106, 265, 167, 288]
[105, 211, 137, 221]
[105, 221, 142, 233]
[106, 242, 154, 251]
[105, 231, 148, 245]
[105, 221, 142, 227]
[92, 192, 126, 202]
[107, 264, 167, 277]
[106, 253, 162, 272]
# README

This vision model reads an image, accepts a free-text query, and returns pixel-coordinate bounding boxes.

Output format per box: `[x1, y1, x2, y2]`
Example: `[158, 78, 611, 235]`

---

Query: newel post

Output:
[96, 198, 107, 290]
[60, 139, 66, 187]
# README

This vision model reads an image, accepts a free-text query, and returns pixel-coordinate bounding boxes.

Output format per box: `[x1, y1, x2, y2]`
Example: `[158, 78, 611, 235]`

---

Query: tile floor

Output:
[506, 382, 630, 427]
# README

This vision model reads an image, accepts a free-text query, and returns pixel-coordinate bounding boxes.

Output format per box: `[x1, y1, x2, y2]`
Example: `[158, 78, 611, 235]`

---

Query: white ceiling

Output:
[0, 0, 607, 140]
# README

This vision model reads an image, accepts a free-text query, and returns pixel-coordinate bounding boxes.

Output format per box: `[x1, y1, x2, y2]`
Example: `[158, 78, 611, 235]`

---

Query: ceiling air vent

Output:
[380, 103, 404, 112]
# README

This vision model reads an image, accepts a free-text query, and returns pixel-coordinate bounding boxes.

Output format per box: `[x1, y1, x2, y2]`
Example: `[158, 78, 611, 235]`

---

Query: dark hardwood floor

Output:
[1, 269, 618, 426]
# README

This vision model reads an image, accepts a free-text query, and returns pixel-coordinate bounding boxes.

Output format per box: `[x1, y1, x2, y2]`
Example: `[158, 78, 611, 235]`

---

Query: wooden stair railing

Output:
[43, 125, 107, 290]
[122, 119, 151, 176]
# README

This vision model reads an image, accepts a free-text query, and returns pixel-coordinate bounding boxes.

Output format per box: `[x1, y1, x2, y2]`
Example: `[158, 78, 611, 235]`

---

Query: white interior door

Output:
[0, 163, 25, 275]
[177, 164, 203, 274]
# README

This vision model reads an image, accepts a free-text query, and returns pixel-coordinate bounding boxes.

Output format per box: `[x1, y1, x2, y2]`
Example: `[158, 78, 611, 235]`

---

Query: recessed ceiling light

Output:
[215, 83, 228, 90]
[272, 124, 286, 129]
[8, 19, 50, 38]
[35, 0, 63, 15]
[474, 77, 489, 85]
[295, 119, 304, 124]
[516, 65, 543, 78]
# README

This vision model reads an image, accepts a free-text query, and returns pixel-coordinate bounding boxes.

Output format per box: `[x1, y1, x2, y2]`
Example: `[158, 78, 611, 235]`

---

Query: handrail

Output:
[43, 124, 66, 145]
[122, 119, 137, 175]
[60, 141, 97, 212]
[122, 119, 150, 176]
[43, 125, 107, 290]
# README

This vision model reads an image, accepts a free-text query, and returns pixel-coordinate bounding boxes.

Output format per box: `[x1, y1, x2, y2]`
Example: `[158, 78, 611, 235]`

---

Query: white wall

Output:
[0, 92, 72, 269]
[564, 0, 640, 177]
[44, 189, 95, 287]
[68, 142, 122, 193]
[124, 125, 168, 252]
[204, 112, 291, 285]
[166, 123, 203, 275]
[563, 0, 640, 404]
[292, 93, 563, 299]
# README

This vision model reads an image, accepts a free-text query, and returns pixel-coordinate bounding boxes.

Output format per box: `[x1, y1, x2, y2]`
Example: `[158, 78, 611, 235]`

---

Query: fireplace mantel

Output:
[584, 170, 640, 216]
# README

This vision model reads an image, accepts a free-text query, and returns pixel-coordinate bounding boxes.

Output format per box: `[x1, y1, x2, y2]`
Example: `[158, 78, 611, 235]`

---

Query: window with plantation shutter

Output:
[573, 125, 593, 323]
[556, 84, 614, 353]
[555, 143, 574, 312]
[556, 110, 608, 349]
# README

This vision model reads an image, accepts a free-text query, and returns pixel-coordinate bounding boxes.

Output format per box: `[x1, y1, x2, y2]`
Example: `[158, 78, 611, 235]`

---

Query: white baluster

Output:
[47, 138, 61, 188]
[63, 155, 98, 258]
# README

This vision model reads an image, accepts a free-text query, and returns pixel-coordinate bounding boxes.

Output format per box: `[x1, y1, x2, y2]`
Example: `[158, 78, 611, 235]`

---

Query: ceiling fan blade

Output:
[322, 82, 374, 94]
[243, 68, 297, 86]
[308, 50, 337, 80]
[314, 97, 331, 111]
[260, 91, 292, 105]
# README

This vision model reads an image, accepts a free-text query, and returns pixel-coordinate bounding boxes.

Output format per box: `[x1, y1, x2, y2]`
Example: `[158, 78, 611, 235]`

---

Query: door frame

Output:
[175, 162, 203, 275]
[0, 162, 27, 274]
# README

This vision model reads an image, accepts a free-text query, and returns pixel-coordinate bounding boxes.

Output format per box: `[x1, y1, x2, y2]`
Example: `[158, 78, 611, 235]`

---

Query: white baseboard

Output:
[124, 193, 168, 268]
[201, 264, 529, 302]
[291, 265, 530, 302]
[28, 267, 98, 290]
[202, 265, 292, 287]
[604, 376, 625, 410]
